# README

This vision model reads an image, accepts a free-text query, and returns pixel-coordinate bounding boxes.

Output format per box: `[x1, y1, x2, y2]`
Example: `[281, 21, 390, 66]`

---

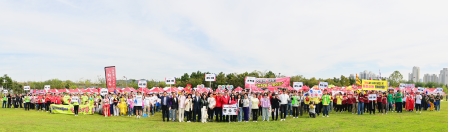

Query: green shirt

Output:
[387, 94, 394, 102]
[63, 95, 70, 104]
[24, 96, 30, 103]
[395, 93, 403, 102]
[322, 95, 331, 105]
[291, 96, 299, 106]
[2, 96, 6, 101]
[82, 96, 88, 103]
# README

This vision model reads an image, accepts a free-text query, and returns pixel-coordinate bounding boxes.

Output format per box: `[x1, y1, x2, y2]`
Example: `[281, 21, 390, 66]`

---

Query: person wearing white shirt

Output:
[278, 91, 289, 121]
[415, 92, 422, 113]
[178, 91, 186, 122]
[144, 94, 151, 116]
[134, 92, 143, 119]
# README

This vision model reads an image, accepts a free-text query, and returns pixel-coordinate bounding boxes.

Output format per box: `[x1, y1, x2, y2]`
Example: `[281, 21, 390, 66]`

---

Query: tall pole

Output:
[124, 76, 127, 88]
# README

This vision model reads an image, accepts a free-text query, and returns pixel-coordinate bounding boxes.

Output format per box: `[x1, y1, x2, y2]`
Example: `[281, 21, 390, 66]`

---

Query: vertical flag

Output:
[105, 66, 117, 89]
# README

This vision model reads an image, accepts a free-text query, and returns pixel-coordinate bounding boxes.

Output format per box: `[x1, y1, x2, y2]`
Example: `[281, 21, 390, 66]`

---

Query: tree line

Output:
[0, 70, 447, 93]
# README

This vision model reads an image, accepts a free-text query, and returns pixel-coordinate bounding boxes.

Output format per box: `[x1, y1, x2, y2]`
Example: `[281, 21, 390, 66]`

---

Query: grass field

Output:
[0, 103, 447, 132]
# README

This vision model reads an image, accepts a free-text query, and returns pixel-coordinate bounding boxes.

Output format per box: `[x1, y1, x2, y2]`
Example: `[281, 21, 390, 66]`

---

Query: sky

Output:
[0, 0, 448, 83]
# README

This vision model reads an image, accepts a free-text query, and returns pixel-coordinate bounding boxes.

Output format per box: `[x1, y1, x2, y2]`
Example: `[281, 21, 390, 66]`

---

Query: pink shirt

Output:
[261, 97, 271, 108]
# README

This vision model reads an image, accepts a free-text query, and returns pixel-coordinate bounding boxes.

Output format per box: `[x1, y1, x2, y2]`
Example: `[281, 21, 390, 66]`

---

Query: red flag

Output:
[104, 66, 116, 89]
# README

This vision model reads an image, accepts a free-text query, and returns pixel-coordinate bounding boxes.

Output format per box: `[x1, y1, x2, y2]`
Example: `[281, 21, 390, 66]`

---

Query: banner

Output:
[222, 104, 238, 115]
[138, 80, 147, 88]
[368, 94, 377, 101]
[2, 90, 7, 94]
[24, 86, 30, 91]
[50, 104, 94, 115]
[399, 83, 415, 89]
[205, 74, 216, 81]
[308, 89, 322, 97]
[332, 91, 344, 96]
[218, 85, 234, 90]
[362, 80, 388, 91]
[318, 82, 328, 90]
[245, 77, 290, 88]
[104, 66, 116, 89]
[293, 82, 303, 91]
[44, 85, 51, 91]
[245, 77, 256, 84]
[165, 77, 176, 85]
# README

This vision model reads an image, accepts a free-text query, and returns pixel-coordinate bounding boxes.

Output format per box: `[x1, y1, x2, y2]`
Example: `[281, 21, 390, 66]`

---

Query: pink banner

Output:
[104, 66, 116, 89]
[245, 77, 290, 88]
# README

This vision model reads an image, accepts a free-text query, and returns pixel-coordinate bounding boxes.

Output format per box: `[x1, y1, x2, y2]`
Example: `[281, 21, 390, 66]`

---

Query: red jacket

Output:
[45, 96, 51, 102]
[358, 96, 365, 103]
[215, 96, 223, 108]
[230, 99, 237, 105]
[222, 95, 230, 105]
[364, 94, 369, 103]
[376, 96, 382, 102]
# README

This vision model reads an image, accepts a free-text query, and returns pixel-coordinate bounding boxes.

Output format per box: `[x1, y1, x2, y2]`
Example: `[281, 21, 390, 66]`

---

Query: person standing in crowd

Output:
[335, 92, 343, 113]
[271, 93, 280, 121]
[192, 92, 202, 122]
[421, 93, 428, 111]
[127, 95, 134, 117]
[357, 92, 365, 115]
[119, 94, 127, 116]
[303, 93, 310, 114]
[364, 92, 369, 113]
[19, 94, 23, 108]
[222, 91, 230, 122]
[381, 92, 388, 114]
[103, 95, 110, 117]
[134, 92, 143, 119]
[279, 90, 289, 121]
[237, 94, 243, 122]
[309, 102, 316, 118]
[151, 94, 157, 115]
[185, 94, 193, 123]
[71, 94, 80, 116]
[113, 95, 119, 116]
[207, 93, 216, 122]
[214, 92, 223, 122]
[377, 92, 382, 113]
[144, 94, 151, 117]
[178, 91, 186, 122]
[298, 91, 304, 117]
[7, 94, 12, 108]
[229, 95, 237, 122]
[2, 95, 7, 108]
[291, 92, 299, 118]
[201, 94, 209, 123]
[261, 93, 271, 121]
[14, 94, 19, 109]
[170, 93, 179, 122]
[368, 91, 376, 115]
[322, 91, 331, 117]
[24, 94, 30, 111]
[160, 91, 170, 121]
[250, 93, 259, 122]
[415, 92, 422, 113]
[435, 93, 442, 111]
[406, 93, 414, 112]
[388, 90, 394, 112]
[429, 94, 435, 111]
[394, 90, 403, 113]
[242, 94, 250, 122]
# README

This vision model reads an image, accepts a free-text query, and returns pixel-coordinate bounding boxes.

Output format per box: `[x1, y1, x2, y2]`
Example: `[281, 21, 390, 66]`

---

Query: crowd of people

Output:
[0, 88, 445, 123]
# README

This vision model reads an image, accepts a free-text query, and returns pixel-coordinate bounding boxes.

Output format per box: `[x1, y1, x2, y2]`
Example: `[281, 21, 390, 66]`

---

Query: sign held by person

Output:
[223, 104, 238, 115]
[138, 80, 147, 88]
[24, 86, 31, 91]
[368, 94, 377, 101]
[165, 77, 176, 85]
[293, 82, 303, 91]
[205, 74, 216, 81]
[44, 85, 51, 91]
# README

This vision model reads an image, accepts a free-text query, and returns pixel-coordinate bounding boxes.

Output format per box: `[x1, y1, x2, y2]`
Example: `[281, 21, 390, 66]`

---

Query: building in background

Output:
[349, 74, 355, 79]
[359, 70, 377, 80]
[439, 68, 448, 85]
[408, 66, 420, 82]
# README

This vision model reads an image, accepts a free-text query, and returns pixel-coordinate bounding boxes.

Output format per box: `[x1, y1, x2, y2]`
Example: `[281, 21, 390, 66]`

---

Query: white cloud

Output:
[0, 0, 447, 82]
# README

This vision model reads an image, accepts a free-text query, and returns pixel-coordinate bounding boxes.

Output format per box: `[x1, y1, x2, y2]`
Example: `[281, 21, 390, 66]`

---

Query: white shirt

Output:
[415, 95, 422, 104]
[279, 94, 289, 104]
[144, 97, 151, 106]
[134, 95, 143, 106]
[71, 96, 79, 104]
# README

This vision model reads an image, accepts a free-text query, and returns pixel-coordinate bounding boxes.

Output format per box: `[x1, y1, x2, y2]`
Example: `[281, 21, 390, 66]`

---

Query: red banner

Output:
[104, 66, 116, 89]
[245, 77, 290, 88]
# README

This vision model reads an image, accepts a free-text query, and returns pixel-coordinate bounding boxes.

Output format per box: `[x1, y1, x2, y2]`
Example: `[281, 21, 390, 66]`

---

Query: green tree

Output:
[388, 71, 403, 87]
[340, 75, 350, 86]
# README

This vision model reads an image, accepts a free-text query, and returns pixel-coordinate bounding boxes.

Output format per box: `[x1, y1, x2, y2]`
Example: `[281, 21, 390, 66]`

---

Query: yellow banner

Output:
[361, 80, 388, 91]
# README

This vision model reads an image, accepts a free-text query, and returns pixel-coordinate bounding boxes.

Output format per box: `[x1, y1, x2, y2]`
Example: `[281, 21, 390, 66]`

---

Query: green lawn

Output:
[0, 103, 447, 132]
